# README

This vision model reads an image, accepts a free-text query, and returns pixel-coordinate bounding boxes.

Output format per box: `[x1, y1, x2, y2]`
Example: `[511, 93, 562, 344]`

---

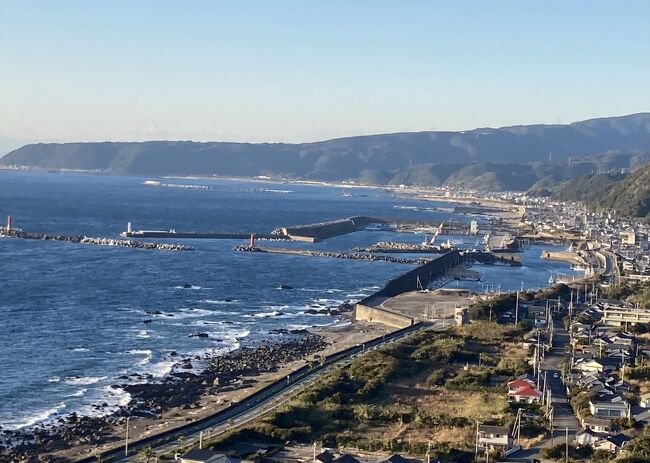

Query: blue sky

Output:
[1, 0, 649, 143]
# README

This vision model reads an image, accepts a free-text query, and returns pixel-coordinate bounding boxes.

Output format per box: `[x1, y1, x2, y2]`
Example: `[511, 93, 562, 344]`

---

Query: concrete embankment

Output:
[0, 229, 193, 251]
[352, 250, 462, 327]
[352, 303, 414, 328]
[464, 250, 521, 266]
[233, 245, 430, 265]
[273, 216, 382, 242]
[541, 251, 586, 266]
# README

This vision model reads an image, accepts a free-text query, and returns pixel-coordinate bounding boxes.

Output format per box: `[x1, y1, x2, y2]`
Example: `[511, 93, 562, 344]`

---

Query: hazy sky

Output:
[1, 0, 649, 143]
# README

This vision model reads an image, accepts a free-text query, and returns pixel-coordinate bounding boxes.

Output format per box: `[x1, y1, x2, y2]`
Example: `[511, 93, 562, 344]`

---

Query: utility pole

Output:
[475, 421, 480, 462]
[549, 405, 554, 447]
[124, 416, 130, 456]
[565, 427, 569, 463]
[515, 291, 519, 325]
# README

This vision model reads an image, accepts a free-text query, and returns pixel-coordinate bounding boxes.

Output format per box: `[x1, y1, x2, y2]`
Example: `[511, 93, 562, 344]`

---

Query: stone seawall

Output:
[360, 250, 462, 302]
[352, 304, 414, 328]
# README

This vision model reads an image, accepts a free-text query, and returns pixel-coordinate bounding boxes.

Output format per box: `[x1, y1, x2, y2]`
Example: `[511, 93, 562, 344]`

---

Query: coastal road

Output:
[77, 319, 448, 462]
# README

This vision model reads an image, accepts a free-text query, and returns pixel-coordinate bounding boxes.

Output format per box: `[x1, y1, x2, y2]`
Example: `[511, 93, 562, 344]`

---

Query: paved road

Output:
[77, 320, 447, 462]
[508, 316, 580, 461]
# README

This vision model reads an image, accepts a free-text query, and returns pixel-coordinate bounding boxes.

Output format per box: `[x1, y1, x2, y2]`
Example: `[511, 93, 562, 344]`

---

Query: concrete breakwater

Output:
[233, 244, 430, 265]
[353, 241, 450, 253]
[463, 250, 521, 266]
[272, 215, 382, 242]
[361, 250, 462, 302]
[0, 229, 193, 251]
[352, 250, 463, 327]
[541, 250, 587, 266]
[122, 230, 287, 240]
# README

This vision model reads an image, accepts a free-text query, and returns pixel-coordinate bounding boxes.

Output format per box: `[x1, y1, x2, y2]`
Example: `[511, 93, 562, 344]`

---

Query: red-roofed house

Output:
[508, 385, 542, 404]
[507, 378, 536, 395]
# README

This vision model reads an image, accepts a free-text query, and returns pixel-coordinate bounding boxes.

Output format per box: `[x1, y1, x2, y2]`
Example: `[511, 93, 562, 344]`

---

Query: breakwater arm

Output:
[0, 229, 193, 251]
[233, 245, 430, 265]
[122, 230, 286, 240]
[353, 241, 448, 253]
[273, 216, 382, 242]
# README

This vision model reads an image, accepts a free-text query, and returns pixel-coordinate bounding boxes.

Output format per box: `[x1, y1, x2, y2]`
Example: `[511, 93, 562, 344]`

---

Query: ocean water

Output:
[0, 171, 575, 430]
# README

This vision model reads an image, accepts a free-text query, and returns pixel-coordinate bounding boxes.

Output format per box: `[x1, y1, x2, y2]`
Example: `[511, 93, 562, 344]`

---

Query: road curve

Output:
[77, 320, 441, 462]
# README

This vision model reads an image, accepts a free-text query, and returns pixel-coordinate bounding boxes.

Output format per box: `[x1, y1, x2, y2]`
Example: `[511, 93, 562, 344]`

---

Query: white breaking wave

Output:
[2, 401, 67, 430]
[164, 308, 218, 320]
[200, 299, 238, 304]
[143, 359, 176, 378]
[136, 330, 151, 338]
[68, 347, 90, 352]
[127, 349, 153, 366]
[64, 376, 107, 385]
[243, 310, 281, 318]
[48, 376, 61, 383]
[66, 388, 88, 397]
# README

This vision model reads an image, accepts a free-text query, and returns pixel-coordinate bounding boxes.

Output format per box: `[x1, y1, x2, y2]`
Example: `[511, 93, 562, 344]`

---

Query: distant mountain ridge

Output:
[2, 113, 649, 189]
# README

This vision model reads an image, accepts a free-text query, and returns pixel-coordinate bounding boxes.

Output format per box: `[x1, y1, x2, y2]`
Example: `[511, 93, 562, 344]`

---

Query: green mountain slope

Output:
[2, 113, 649, 184]
[551, 161, 650, 218]
[551, 173, 626, 203]
[597, 161, 650, 218]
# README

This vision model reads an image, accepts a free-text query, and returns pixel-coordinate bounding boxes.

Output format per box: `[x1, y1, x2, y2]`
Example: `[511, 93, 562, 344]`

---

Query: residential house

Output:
[477, 425, 512, 452]
[582, 416, 612, 433]
[589, 400, 630, 419]
[631, 407, 650, 426]
[316, 450, 335, 463]
[180, 450, 240, 463]
[593, 433, 631, 454]
[331, 455, 361, 463]
[575, 428, 606, 447]
[640, 392, 650, 408]
[574, 359, 606, 374]
[506, 379, 542, 404]
[379, 454, 422, 463]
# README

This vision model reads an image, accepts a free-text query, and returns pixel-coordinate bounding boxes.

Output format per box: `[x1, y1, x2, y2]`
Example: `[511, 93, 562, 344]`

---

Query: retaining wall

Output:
[352, 304, 414, 328]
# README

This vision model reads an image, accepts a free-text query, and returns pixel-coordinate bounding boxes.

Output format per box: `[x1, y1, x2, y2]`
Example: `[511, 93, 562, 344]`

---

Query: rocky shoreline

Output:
[0, 333, 327, 462]
[0, 228, 193, 251]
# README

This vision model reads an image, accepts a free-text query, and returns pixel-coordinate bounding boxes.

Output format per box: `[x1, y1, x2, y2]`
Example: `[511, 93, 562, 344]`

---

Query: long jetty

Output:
[0, 228, 193, 251]
[233, 245, 430, 265]
[121, 230, 285, 240]
[353, 241, 450, 254]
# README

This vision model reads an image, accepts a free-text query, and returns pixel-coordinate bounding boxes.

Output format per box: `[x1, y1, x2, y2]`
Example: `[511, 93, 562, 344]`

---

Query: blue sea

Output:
[0, 171, 576, 430]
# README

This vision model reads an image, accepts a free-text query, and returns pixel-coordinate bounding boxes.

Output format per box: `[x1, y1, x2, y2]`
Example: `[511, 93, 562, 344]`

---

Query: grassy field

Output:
[206, 321, 540, 462]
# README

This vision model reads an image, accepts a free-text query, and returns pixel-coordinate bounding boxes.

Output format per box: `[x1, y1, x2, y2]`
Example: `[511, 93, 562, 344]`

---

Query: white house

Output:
[478, 425, 512, 452]
[589, 400, 630, 419]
